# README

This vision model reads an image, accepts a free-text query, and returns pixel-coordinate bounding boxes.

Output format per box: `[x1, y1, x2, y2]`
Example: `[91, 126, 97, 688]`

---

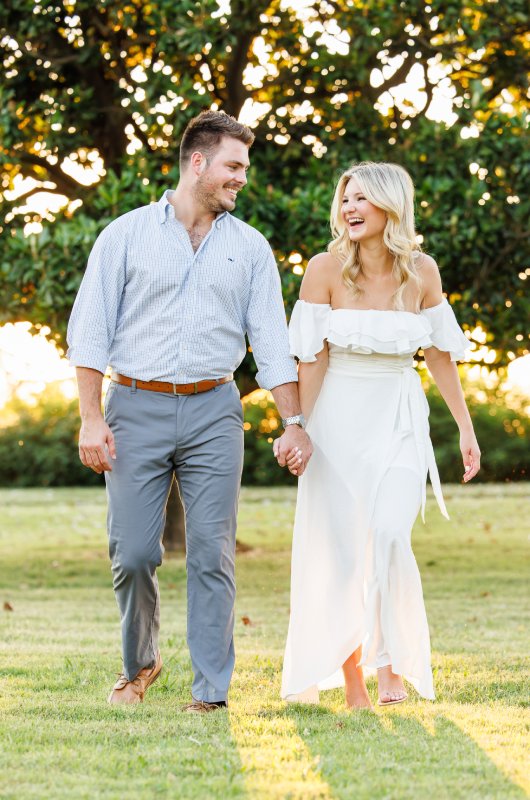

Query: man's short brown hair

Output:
[179, 110, 255, 170]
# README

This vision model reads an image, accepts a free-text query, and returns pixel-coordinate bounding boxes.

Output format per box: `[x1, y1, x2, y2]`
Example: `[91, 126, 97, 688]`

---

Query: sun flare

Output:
[0, 324, 529, 415]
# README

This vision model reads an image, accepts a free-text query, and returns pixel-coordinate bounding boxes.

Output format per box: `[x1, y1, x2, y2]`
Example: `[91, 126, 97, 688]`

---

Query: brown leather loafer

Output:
[107, 651, 163, 705]
[182, 699, 227, 713]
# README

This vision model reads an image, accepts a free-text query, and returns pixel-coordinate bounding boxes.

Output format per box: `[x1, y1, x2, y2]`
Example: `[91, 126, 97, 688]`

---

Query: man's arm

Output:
[244, 237, 312, 473]
[76, 368, 116, 474]
[67, 221, 126, 375]
[67, 220, 127, 473]
[272, 254, 334, 475]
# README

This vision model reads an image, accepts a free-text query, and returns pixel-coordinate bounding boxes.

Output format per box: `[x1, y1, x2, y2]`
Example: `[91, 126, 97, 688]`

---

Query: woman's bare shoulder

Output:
[414, 252, 444, 306]
[307, 251, 343, 272]
[300, 252, 341, 303]
[414, 251, 440, 275]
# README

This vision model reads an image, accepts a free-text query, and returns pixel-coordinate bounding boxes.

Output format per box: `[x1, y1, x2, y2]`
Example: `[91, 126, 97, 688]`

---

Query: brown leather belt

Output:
[111, 372, 233, 395]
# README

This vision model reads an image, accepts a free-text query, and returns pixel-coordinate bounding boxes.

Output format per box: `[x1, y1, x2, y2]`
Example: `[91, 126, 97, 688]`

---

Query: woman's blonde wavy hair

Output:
[328, 161, 421, 311]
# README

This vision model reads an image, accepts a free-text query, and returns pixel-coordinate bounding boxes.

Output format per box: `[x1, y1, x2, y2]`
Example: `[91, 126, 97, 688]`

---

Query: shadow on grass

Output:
[0, 653, 250, 800]
[285, 701, 526, 800]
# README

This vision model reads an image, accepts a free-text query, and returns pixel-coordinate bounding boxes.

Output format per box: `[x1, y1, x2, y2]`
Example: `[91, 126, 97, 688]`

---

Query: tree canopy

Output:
[1, 0, 528, 376]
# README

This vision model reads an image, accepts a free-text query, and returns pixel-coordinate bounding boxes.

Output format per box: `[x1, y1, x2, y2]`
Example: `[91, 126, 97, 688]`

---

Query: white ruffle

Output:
[329, 308, 429, 356]
[289, 300, 331, 362]
[289, 299, 471, 362]
[420, 299, 471, 362]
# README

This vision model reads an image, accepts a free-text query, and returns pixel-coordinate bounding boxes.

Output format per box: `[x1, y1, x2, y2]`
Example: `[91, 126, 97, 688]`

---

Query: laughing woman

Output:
[279, 162, 480, 708]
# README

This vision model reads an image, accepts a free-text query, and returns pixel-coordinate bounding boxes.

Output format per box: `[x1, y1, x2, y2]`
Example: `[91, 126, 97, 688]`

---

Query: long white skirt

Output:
[281, 348, 446, 701]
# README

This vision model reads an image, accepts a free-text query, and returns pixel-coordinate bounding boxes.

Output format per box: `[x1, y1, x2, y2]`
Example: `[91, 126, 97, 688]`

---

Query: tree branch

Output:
[15, 152, 82, 197]
[222, 0, 273, 116]
[4, 185, 60, 206]
[375, 54, 414, 98]
[422, 72, 435, 114]
[130, 118, 154, 151]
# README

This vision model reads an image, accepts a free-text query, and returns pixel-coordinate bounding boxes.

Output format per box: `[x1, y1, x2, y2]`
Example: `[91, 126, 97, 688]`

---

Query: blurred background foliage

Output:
[0, 0, 528, 491]
[1, 0, 528, 373]
[0, 378, 527, 486]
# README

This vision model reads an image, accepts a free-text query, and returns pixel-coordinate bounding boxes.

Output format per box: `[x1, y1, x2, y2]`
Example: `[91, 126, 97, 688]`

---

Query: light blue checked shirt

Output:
[67, 191, 297, 389]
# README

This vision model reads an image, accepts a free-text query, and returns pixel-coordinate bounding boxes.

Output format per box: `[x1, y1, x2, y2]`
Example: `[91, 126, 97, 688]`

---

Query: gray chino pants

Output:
[104, 378, 244, 702]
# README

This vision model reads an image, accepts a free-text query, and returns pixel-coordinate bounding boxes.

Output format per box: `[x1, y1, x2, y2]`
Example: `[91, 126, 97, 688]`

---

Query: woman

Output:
[279, 162, 480, 708]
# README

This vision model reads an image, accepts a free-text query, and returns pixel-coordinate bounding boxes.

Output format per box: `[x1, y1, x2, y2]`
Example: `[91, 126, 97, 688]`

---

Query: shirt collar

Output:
[157, 190, 174, 224]
[156, 189, 228, 226]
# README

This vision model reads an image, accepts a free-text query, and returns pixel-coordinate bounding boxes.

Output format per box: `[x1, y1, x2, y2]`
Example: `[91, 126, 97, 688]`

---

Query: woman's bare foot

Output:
[343, 646, 373, 710]
[345, 685, 373, 710]
[377, 665, 408, 705]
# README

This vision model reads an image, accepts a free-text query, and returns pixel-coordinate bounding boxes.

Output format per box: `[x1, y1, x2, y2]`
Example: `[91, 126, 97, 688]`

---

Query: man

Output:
[67, 110, 312, 712]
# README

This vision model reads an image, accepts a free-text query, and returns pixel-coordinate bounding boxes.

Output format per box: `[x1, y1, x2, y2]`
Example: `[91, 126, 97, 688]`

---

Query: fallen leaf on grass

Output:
[241, 616, 254, 626]
[236, 539, 253, 553]
[3, 602, 14, 611]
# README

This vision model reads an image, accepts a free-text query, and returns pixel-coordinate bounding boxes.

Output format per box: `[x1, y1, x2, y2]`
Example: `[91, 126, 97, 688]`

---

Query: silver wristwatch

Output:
[281, 414, 306, 430]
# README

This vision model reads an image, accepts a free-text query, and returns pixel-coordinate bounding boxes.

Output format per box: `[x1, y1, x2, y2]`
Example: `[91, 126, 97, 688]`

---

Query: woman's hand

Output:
[460, 431, 481, 482]
[273, 430, 313, 477]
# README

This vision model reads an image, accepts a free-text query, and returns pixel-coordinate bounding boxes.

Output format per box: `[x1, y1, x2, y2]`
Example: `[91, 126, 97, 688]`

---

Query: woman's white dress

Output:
[281, 299, 470, 702]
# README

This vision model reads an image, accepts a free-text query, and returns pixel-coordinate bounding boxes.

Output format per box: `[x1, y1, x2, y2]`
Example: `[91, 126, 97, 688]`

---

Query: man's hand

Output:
[273, 426, 313, 477]
[79, 415, 116, 474]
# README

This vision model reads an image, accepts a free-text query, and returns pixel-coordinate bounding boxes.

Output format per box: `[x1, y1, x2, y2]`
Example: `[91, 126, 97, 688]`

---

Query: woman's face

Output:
[341, 177, 387, 243]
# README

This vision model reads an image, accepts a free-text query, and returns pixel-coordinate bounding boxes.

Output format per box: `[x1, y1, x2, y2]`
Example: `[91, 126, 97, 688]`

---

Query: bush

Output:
[0, 391, 101, 487]
[242, 390, 297, 487]
[0, 380, 527, 487]
[427, 382, 529, 483]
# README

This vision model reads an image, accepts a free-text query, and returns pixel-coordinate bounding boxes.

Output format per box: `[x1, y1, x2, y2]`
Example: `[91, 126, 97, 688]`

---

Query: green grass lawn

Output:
[0, 484, 528, 800]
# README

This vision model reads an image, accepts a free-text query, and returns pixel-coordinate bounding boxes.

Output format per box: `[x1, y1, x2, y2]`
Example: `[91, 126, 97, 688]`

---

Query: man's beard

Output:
[193, 174, 234, 214]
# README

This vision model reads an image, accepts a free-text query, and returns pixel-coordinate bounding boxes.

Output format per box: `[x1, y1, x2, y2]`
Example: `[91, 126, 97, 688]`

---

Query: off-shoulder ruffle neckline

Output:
[295, 299, 447, 315]
[289, 298, 470, 363]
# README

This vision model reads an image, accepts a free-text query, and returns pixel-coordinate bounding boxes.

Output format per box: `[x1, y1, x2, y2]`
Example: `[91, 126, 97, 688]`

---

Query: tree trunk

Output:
[162, 477, 186, 552]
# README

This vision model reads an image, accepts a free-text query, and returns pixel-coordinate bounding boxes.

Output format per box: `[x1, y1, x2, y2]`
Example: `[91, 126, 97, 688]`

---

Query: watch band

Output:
[281, 414, 306, 429]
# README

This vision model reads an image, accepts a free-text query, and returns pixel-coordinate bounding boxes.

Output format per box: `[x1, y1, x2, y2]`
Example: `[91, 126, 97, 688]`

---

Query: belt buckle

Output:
[172, 383, 194, 396]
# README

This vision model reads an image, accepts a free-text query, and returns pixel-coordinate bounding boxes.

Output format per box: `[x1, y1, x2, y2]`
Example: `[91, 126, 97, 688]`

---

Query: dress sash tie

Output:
[328, 350, 449, 521]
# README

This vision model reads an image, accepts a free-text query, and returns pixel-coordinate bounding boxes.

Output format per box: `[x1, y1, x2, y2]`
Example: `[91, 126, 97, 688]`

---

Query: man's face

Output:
[193, 137, 250, 214]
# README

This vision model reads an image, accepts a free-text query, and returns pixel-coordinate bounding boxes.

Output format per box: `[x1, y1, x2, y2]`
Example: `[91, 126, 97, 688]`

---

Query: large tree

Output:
[1, 0, 528, 367]
[1, 0, 528, 548]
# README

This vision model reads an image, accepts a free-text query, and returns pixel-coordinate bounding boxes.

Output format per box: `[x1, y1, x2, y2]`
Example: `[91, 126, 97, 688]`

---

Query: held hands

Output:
[273, 426, 313, 477]
[460, 431, 481, 482]
[79, 415, 116, 474]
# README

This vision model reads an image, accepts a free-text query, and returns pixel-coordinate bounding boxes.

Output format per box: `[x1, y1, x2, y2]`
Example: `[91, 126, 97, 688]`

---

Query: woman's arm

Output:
[420, 255, 481, 482]
[298, 350, 329, 421]
[297, 253, 335, 420]
[423, 349, 480, 481]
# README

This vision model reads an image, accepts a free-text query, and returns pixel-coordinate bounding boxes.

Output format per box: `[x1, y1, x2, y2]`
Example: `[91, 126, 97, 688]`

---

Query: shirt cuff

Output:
[66, 346, 109, 375]
[255, 359, 298, 391]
